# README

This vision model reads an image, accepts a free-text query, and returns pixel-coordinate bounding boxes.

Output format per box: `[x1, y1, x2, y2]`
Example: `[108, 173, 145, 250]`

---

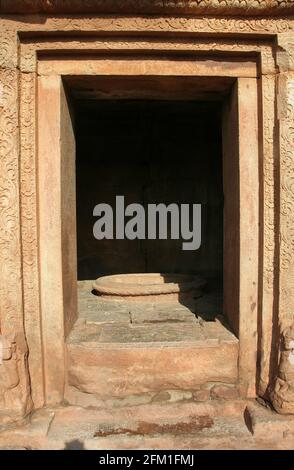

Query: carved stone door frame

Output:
[36, 55, 259, 405]
[1, 13, 293, 419]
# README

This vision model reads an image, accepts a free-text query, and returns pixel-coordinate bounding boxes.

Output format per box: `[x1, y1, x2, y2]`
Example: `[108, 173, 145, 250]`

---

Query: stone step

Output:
[45, 402, 250, 450]
[66, 318, 238, 403]
[1, 402, 294, 450]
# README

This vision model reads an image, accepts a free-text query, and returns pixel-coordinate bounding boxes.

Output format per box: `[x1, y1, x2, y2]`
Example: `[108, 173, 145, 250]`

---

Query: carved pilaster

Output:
[258, 74, 277, 398]
[20, 72, 44, 408]
[0, 27, 32, 422]
[0, 29, 23, 332]
[278, 73, 294, 312]
[272, 35, 294, 412]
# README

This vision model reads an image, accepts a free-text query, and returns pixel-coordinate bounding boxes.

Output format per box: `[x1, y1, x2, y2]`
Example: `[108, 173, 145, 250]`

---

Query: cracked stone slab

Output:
[68, 322, 103, 344]
[129, 302, 197, 324]
[98, 323, 208, 344]
[0, 409, 55, 449]
[77, 282, 199, 325]
[84, 308, 131, 326]
[245, 401, 294, 440]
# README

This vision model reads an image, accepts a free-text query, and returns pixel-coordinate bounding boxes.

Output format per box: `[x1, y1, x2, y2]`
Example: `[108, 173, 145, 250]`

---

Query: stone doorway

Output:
[76, 99, 223, 281]
[67, 96, 233, 406]
[37, 60, 258, 406]
[1, 2, 294, 444]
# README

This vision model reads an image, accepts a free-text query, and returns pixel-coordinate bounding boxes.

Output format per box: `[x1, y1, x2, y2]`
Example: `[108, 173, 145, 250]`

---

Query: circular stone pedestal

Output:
[92, 273, 206, 302]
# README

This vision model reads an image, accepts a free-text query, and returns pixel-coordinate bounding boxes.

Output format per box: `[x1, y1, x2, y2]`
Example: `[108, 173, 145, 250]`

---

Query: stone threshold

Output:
[0, 400, 294, 450]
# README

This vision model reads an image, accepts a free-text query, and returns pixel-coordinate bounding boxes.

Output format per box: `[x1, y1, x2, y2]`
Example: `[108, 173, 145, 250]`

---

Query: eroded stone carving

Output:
[0, 333, 32, 424]
[272, 323, 294, 414]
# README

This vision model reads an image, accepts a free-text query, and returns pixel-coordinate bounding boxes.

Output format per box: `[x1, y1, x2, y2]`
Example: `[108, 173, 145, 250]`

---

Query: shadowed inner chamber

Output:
[75, 100, 223, 288]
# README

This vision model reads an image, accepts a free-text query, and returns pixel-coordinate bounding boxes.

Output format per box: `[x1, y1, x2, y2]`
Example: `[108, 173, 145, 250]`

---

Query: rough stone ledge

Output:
[65, 383, 240, 409]
[1, 0, 294, 16]
[245, 401, 294, 440]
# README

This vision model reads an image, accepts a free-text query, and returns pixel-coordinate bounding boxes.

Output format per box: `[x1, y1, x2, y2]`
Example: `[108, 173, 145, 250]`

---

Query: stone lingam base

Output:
[92, 273, 206, 302]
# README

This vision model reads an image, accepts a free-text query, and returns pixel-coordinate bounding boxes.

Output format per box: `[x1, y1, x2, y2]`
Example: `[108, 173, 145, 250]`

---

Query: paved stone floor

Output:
[78, 279, 223, 322]
[74, 279, 227, 344]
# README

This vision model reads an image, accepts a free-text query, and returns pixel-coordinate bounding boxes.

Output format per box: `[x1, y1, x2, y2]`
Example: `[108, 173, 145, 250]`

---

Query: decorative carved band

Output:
[0, 0, 294, 16]
[0, 30, 32, 423]
[271, 70, 294, 414]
